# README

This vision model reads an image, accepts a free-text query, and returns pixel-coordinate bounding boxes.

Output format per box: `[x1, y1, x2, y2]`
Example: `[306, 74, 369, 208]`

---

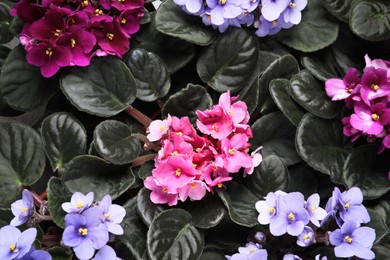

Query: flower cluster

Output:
[225, 241, 267, 260]
[144, 91, 262, 206]
[61, 192, 125, 260]
[11, 0, 144, 77]
[325, 55, 390, 153]
[173, 0, 307, 36]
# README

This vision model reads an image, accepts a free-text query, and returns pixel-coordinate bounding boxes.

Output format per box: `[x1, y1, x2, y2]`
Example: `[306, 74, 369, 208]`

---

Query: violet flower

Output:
[261, 0, 290, 21]
[337, 187, 371, 226]
[10, 189, 34, 226]
[282, 0, 307, 24]
[226, 242, 268, 260]
[18, 247, 52, 260]
[283, 254, 302, 260]
[329, 221, 375, 259]
[296, 226, 314, 247]
[206, 0, 243, 26]
[93, 245, 121, 260]
[0, 226, 37, 260]
[174, 0, 204, 14]
[62, 191, 94, 214]
[255, 15, 292, 37]
[241, 0, 260, 12]
[255, 191, 286, 225]
[305, 193, 327, 227]
[98, 194, 126, 235]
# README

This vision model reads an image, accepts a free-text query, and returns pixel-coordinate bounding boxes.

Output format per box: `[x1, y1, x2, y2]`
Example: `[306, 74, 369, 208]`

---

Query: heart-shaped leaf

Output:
[62, 155, 136, 200]
[0, 122, 45, 204]
[155, 0, 216, 46]
[251, 112, 301, 166]
[0, 3, 13, 44]
[147, 208, 204, 260]
[290, 70, 341, 119]
[197, 28, 259, 93]
[137, 160, 154, 180]
[322, 0, 358, 23]
[0, 45, 10, 70]
[0, 45, 59, 111]
[60, 56, 137, 117]
[126, 48, 170, 102]
[296, 114, 351, 184]
[247, 154, 289, 198]
[162, 84, 212, 124]
[47, 177, 72, 229]
[136, 187, 167, 227]
[366, 209, 390, 244]
[93, 120, 141, 165]
[237, 77, 259, 114]
[188, 194, 225, 229]
[41, 112, 87, 171]
[217, 182, 259, 227]
[301, 49, 341, 82]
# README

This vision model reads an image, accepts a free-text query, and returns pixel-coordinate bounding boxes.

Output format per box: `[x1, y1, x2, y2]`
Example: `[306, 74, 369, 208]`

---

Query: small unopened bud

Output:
[254, 232, 266, 243]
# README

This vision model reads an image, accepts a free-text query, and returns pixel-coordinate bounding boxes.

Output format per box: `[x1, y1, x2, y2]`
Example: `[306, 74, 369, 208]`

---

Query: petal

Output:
[93, 245, 117, 260]
[334, 243, 355, 258]
[329, 229, 343, 246]
[87, 224, 109, 249]
[17, 228, 37, 256]
[0, 226, 20, 246]
[107, 223, 124, 235]
[269, 217, 287, 236]
[64, 213, 86, 227]
[62, 226, 81, 247]
[352, 227, 376, 247]
[83, 207, 104, 227]
[286, 221, 304, 236]
[98, 195, 111, 213]
[353, 244, 375, 260]
[108, 205, 126, 223]
[73, 239, 95, 260]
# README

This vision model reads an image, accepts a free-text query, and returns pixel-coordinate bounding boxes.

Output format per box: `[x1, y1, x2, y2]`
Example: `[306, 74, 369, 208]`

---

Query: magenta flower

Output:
[364, 54, 390, 77]
[360, 67, 390, 105]
[92, 20, 130, 56]
[98, 195, 126, 235]
[118, 9, 142, 37]
[10, 189, 34, 227]
[10, 0, 45, 23]
[342, 116, 362, 142]
[325, 67, 361, 101]
[144, 176, 179, 206]
[29, 9, 67, 42]
[102, 0, 144, 12]
[350, 102, 390, 135]
[61, 191, 94, 214]
[221, 133, 252, 173]
[169, 116, 196, 140]
[0, 226, 37, 260]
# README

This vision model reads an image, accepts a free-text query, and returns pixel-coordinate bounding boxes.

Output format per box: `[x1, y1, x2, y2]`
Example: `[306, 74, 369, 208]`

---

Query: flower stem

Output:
[125, 105, 153, 128]
[131, 154, 157, 168]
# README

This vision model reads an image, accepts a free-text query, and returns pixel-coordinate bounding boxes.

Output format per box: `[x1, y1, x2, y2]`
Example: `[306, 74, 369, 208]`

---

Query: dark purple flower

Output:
[0, 226, 37, 260]
[62, 207, 109, 260]
[29, 9, 67, 42]
[206, 0, 243, 26]
[329, 221, 375, 259]
[296, 226, 314, 247]
[93, 245, 120, 260]
[18, 247, 52, 260]
[62, 191, 94, 214]
[350, 102, 390, 136]
[97, 194, 126, 235]
[269, 192, 310, 236]
[101, 0, 144, 12]
[118, 9, 142, 37]
[305, 193, 327, 227]
[282, 0, 307, 24]
[10, 0, 45, 23]
[261, 0, 290, 21]
[174, 0, 204, 14]
[10, 189, 34, 226]
[360, 67, 390, 105]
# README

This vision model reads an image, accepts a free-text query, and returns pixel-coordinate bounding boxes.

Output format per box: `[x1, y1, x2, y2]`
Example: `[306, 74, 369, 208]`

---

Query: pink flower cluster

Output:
[11, 0, 144, 78]
[325, 55, 390, 153]
[144, 91, 262, 206]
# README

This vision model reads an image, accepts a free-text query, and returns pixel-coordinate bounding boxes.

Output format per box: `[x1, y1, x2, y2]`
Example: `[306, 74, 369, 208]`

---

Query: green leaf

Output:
[350, 0, 390, 41]
[251, 112, 301, 166]
[60, 57, 137, 117]
[296, 114, 351, 184]
[257, 50, 280, 74]
[137, 160, 154, 180]
[120, 197, 149, 260]
[0, 208, 13, 226]
[258, 54, 300, 110]
[200, 249, 226, 260]
[0, 122, 45, 204]
[247, 155, 289, 198]
[47, 177, 72, 229]
[287, 163, 319, 198]
[237, 77, 259, 114]
[322, 0, 358, 23]
[301, 49, 340, 82]
[93, 120, 141, 165]
[197, 28, 260, 93]
[147, 208, 204, 260]
[155, 0, 216, 46]
[289, 70, 341, 119]
[0, 3, 13, 44]
[136, 187, 167, 227]
[162, 84, 212, 124]
[269, 79, 305, 127]
[276, 0, 339, 52]
[0, 45, 10, 70]
[62, 155, 136, 200]
[41, 112, 87, 171]
[48, 246, 73, 260]
[373, 245, 390, 259]
[0, 45, 59, 111]
[217, 182, 259, 227]
[366, 209, 390, 244]
[188, 194, 225, 229]
[343, 145, 390, 200]
[126, 48, 170, 102]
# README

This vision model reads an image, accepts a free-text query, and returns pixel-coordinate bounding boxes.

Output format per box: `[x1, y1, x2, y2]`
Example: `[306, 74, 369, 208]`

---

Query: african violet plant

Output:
[0, 0, 389, 259]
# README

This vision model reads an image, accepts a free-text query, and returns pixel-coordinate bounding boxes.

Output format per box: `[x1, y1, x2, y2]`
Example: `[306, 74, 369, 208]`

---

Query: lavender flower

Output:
[0, 226, 37, 260]
[255, 15, 293, 37]
[315, 254, 327, 260]
[296, 226, 314, 247]
[93, 245, 121, 260]
[226, 242, 268, 259]
[62, 207, 109, 260]
[255, 191, 286, 225]
[206, 0, 243, 26]
[241, 0, 260, 12]
[18, 247, 52, 260]
[282, 0, 307, 24]
[261, 0, 290, 21]
[329, 221, 375, 259]
[98, 194, 126, 235]
[173, 0, 204, 14]
[62, 191, 94, 214]
[10, 189, 34, 226]
[305, 193, 327, 227]
[283, 254, 302, 260]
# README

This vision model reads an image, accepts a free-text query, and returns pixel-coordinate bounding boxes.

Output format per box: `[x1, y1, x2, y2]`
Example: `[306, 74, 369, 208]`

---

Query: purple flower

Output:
[305, 193, 327, 227]
[342, 116, 362, 142]
[18, 247, 52, 260]
[360, 67, 390, 105]
[255, 15, 292, 37]
[350, 102, 390, 136]
[0, 226, 37, 260]
[315, 254, 327, 260]
[296, 226, 314, 247]
[10, 189, 34, 226]
[261, 0, 290, 21]
[226, 242, 268, 260]
[282, 0, 307, 24]
[329, 221, 375, 259]
[93, 245, 120, 260]
[241, 0, 260, 12]
[269, 192, 310, 236]
[174, 0, 204, 14]
[206, 0, 243, 26]
[325, 67, 361, 101]
[97, 194, 126, 235]
[283, 254, 302, 260]
[62, 191, 94, 214]
[62, 207, 109, 260]
[255, 191, 286, 225]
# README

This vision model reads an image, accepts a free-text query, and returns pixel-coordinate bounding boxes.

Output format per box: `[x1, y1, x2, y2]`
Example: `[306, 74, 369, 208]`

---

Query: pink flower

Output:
[218, 90, 250, 125]
[157, 136, 193, 163]
[178, 180, 209, 201]
[169, 116, 197, 141]
[196, 105, 233, 140]
[342, 117, 362, 142]
[360, 67, 390, 105]
[147, 115, 172, 142]
[244, 146, 263, 176]
[364, 54, 390, 77]
[220, 133, 252, 173]
[144, 176, 178, 206]
[350, 102, 390, 135]
[325, 68, 361, 101]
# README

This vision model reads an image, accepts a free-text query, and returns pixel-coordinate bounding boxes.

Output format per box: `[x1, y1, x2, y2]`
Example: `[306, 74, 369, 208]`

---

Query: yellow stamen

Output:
[159, 125, 165, 131]
[288, 212, 295, 221]
[76, 202, 83, 209]
[45, 48, 53, 57]
[190, 183, 197, 189]
[192, 163, 197, 168]
[9, 244, 18, 252]
[311, 206, 316, 212]
[372, 114, 380, 121]
[118, 0, 125, 2]
[217, 183, 223, 188]
[104, 213, 112, 220]
[249, 247, 255, 252]
[195, 148, 201, 153]
[175, 131, 183, 136]
[95, 9, 103, 15]
[21, 207, 28, 213]
[289, 2, 297, 8]
[228, 109, 234, 115]
[170, 151, 178, 156]
[71, 38, 76, 48]
[344, 236, 353, 243]
[106, 33, 114, 40]
[272, 20, 277, 25]
[244, 12, 249, 17]
[228, 148, 235, 155]
[53, 29, 61, 37]
[78, 227, 88, 236]
[82, 0, 88, 6]
[344, 203, 350, 209]
[219, 0, 227, 4]
[207, 15, 211, 21]
[121, 18, 127, 24]
[212, 165, 218, 171]
[211, 125, 218, 132]
[175, 168, 182, 176]
[269, 207, 275, 213]
[303, 235, 309, 241]
[162, 187, 168, 193]
[371, 84, 379, 91]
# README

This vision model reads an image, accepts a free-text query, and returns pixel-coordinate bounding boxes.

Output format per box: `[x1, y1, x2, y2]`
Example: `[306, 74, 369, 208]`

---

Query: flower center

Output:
[344, 236, 353, 243]
[228, 109, 234, 115]
[272, 20, 277, 25]
[303, 235, 309, 241]
[219, 0, 227, 4]
[106, 33, 115, 41]
[9, 244, 18, 252]
[78, 227, 88, 236]
[311, 206, 316, 212]
[211, 125, 218, 132]
[118, 0, 125, 2]
[190, 183, 197, 189]
[288, 212, 295, 221]
[71, 38, 76, 48]
[372, 114, 380, 121]
[162, 187, 168, 193]
[53, 29, 61, 37]
[159, 125, 165, 131]
[45, 48, 53, 57]
[217, 183, 223, 188]
[344, 203, 350, 209]
[371, 84, 379, 91]
[289, 2, 296, 8]
[268, 207, 275, 213]
[170, 151, 178, 156]
[104, 213, 112, 220]
[21, 207, 28, 213]
[94, 9, 103, 15]
[249, 247, 255, 252]
[195, 147, 201, 153]
[346, 87, 353, 93]
[121, 18, 127, 24]
[76, 202, 84, 209]
[82, 0, 88, 6]
[228, 148, 235, 155]
[175, 168, 182, 176]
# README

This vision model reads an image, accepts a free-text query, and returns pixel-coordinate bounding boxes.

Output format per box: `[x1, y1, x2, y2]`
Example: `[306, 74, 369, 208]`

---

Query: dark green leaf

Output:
[126, 48, 170, 102]
[93, 120, 141, 165]
[322, 0, 358, 23]
[366, 209, 390, 244]
[237, 77, 259, 114]
[217, 182, 259, 227]
[155, 0, 216, 46]
[188, 194, 225, 229]
[301, 49, 340, 82]
[48, 247, 73, 260]
[276, 0, 339, 52]
[0, 3, 13, 44]
[137, 160, 154, 180]
[369, 194, 390, 226]
[136, 187, 167, 227]
[200, 249, 226, 260]
[47, 177, 72, 229]
[41, 112, 87, 171]
[296, 114, 351, 184]
[62, 155, 136, 200]
[287, 163, 319, 198]
[162, 84, 212, 124]
[290, 70, 341, 118]
[350, 0, 390, 41]
[0, 208, 13, 226]
[147, 208, 204, 260]
[373, 245, 390, 259]
[0, 45, 10, 70]
[197, 28, 259, 93]
[269, 79, 305, 126]
[251, 112, 301, 166]
[60, 57, 137, 117]
[247, 155, 289, 198]
[257, 50, 280, 74]
[0, 122, 45, 204]
[120, 197, 149, 260]
[115, 242, 137, 260]
[0, 45, 59, 111]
